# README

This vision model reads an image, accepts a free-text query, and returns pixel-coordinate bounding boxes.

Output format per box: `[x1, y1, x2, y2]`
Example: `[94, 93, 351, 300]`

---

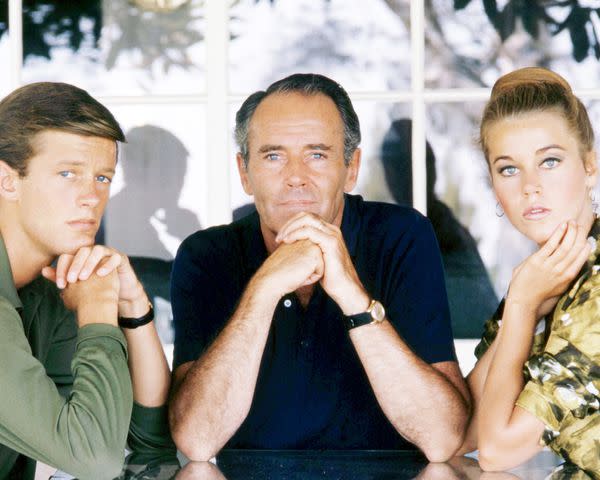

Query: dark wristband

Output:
[118, 303, 154, 329]
[343, 312, 373, 330]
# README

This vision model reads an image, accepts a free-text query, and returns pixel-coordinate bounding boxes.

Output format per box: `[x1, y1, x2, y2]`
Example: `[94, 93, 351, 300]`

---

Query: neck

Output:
[0, 214, 53, 289]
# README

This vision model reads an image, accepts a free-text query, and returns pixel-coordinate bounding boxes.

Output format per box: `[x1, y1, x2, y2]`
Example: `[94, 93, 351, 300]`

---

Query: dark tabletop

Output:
[105, 449, 591, 480]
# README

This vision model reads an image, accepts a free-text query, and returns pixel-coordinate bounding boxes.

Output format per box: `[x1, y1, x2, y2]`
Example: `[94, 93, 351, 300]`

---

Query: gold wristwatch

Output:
[344, 299, 385, 330]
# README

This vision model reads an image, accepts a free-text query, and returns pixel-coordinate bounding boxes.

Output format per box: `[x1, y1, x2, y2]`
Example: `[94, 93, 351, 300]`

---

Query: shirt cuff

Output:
[77, 323, 128, 354]
[516, 382, 562, 436]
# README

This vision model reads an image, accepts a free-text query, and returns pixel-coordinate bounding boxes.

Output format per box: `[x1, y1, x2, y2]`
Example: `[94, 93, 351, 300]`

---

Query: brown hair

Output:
[480, 67, 594, 162]
[0, 82, 125, 176]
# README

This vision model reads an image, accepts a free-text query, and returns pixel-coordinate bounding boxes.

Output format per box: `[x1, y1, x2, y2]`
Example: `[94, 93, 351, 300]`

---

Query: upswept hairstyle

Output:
[0, 82, 125, 176]
[480, 67, 594, 162]
[235, 73, 361, 167]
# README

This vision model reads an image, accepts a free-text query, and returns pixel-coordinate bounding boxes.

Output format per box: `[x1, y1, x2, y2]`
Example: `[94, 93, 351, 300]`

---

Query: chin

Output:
[521, 224, 558, 246]
[58, 236, 96, 255]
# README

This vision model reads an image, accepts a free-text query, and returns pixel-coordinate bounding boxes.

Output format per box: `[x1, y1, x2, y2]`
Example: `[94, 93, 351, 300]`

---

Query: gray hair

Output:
[235, 73, 361, 168]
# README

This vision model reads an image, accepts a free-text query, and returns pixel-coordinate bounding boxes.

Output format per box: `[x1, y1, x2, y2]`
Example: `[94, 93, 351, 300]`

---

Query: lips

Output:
[67, 219, 97, 231]
[523, 206, 551, 220]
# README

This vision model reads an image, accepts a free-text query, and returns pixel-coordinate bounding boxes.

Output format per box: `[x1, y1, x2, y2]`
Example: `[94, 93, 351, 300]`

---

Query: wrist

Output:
[504, 296, 539, 316]
[249, 273, 287, 305]
[118, 282, 150, 318]
[77, 300, 118, 328]
[336, 287, 370, 316]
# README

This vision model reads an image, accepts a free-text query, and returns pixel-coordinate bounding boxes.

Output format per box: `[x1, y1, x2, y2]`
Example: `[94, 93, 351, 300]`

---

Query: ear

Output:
[236, 152, 253, 196]
[343, 148, 361, 193]
[584, 150, 598, 190]
[0, 160, 20, 201]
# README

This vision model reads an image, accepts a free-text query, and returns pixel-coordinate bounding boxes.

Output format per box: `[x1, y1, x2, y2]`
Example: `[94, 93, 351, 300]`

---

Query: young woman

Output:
[462, 67, 599, 478]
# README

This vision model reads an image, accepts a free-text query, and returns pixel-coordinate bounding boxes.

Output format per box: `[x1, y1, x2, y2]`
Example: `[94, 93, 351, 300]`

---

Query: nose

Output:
[522, 170, 542, 196]
[284, 156, 308, 188]
[78, 178, 101, 208]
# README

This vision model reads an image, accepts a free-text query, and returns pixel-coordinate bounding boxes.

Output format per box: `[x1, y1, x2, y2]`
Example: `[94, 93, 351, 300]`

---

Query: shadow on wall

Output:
[105, 125, 201, 344]
[106, 124, 200, 260]
[381, 118, 498, 339]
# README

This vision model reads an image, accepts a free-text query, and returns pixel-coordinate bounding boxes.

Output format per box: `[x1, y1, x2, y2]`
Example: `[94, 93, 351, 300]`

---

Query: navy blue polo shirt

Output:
[171, 194, 456, 450]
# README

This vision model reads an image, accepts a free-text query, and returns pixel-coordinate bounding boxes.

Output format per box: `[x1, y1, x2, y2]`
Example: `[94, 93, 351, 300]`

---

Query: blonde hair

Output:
[480, 67, 594, 161]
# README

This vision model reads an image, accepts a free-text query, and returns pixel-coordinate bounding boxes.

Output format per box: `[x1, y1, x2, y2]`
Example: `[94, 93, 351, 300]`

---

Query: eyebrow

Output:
[57, 161, 116, 174]
[492, 144, 567, 164]
[536, 144, 565, 154]
[492, 155, 512, 164]
[257, 145, 283, 154]
[306, 143, 332, 151]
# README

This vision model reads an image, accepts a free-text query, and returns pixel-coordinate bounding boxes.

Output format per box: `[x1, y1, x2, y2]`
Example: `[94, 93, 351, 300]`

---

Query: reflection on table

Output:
[51, 449, 592, 480]
[201, 450, 569, 480]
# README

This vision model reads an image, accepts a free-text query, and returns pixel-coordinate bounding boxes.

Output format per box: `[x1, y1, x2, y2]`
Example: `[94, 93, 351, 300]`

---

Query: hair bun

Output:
[491, 67, 572, 100]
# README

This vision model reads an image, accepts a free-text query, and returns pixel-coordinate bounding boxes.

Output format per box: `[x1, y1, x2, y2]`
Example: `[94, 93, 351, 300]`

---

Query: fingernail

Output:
[97, 268, 107, 276]
[67, 273, 76, 282]
[57, 279, 65, 289]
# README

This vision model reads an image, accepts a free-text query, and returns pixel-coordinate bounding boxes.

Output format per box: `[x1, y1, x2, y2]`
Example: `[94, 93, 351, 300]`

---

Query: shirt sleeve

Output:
[382, 214, 456, 364]
[0, 298, 133, 480]
[127, 403, 176, 454]
[515, 288, 600, 448]
[474, 300, 504, 360]
[171, 231, 239, 369]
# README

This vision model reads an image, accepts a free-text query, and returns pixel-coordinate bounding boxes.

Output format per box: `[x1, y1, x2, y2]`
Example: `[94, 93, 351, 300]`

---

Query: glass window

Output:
[0, 0, 9, 97]
[426, 0, 600, 89]
[21, 0, 206, 95]
[229, 0, 411, 94]
[104, 103, 205, 260]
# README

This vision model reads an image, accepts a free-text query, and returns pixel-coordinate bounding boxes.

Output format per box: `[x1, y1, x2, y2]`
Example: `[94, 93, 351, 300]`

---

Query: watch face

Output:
[371, 301, 386, 322]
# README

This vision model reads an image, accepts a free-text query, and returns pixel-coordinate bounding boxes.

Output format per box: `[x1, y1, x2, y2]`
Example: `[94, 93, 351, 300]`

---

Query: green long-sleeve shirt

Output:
[0, 237, 173, 480]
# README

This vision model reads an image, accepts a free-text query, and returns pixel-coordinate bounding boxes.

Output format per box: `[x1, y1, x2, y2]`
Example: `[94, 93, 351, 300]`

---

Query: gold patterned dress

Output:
[475, 221, 600, 479]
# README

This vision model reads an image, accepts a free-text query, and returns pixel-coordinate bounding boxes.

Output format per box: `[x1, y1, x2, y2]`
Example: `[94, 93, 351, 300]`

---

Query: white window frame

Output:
[8, 0, 600, 227]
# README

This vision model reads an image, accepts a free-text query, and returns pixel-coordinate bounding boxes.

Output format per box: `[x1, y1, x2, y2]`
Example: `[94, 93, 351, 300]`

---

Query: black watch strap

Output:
[118, 303, 154, 329]
[343, 312, 373, 330]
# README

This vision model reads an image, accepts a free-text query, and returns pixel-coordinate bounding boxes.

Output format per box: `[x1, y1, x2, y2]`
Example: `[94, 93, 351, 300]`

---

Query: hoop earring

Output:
[495, 202, 504, 218]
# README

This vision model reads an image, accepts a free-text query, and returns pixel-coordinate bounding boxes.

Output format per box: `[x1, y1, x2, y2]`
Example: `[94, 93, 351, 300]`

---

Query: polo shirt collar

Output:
[0, 234, 23, 310]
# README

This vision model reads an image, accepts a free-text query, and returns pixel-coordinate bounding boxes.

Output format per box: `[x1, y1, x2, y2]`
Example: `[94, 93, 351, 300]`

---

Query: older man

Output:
[170, 74, 470, 462]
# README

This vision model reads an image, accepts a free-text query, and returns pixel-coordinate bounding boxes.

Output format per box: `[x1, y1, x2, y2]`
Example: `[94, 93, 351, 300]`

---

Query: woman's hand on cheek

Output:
[507, 220, 591, 318]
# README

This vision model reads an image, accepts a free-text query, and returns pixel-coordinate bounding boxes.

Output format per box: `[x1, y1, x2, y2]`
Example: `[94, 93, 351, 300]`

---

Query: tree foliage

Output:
[454, 0, 600, 62]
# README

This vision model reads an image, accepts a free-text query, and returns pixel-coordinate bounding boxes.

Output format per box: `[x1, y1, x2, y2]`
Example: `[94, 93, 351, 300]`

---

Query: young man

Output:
[169, 74, 471, 462]
[0, 82, 172, 479]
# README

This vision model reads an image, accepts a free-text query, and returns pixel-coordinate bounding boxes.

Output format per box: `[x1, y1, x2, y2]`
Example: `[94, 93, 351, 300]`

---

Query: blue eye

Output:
[97, 175, 112, 184]
[59, 171, 74, 178]
[266, 153, 280, 161]
[498, 165, 518, 177]
[542, 157, 560, 168]
[311, 153, 324, 160]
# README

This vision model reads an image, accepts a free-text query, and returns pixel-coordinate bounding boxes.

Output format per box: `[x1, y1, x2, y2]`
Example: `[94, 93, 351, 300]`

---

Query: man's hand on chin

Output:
[275, 212, 369, 314]
[253, 238, 325, 299]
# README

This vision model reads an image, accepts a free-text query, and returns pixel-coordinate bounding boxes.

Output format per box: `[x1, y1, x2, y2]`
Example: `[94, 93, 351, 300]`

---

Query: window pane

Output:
[426, 1, 600, 89]
[229, 0, 410, 94]
[104, 103, 205, 260]
[21, 0, 206, 95]
[0, 0, 9, 97]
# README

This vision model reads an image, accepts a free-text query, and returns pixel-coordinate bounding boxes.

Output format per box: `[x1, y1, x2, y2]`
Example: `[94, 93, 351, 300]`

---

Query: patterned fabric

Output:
[475, 220, 600, 479]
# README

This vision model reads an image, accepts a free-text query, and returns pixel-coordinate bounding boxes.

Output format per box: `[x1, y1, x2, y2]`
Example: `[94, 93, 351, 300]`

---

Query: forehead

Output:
[248, 92, 344, 148]
[28, 130, 117, 169]
[487, 111, 578, 153]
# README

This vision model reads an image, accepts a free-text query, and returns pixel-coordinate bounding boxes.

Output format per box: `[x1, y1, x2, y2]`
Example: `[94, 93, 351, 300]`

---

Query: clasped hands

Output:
[40, 245, 148, 324]
[258, 212, 370, 316]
